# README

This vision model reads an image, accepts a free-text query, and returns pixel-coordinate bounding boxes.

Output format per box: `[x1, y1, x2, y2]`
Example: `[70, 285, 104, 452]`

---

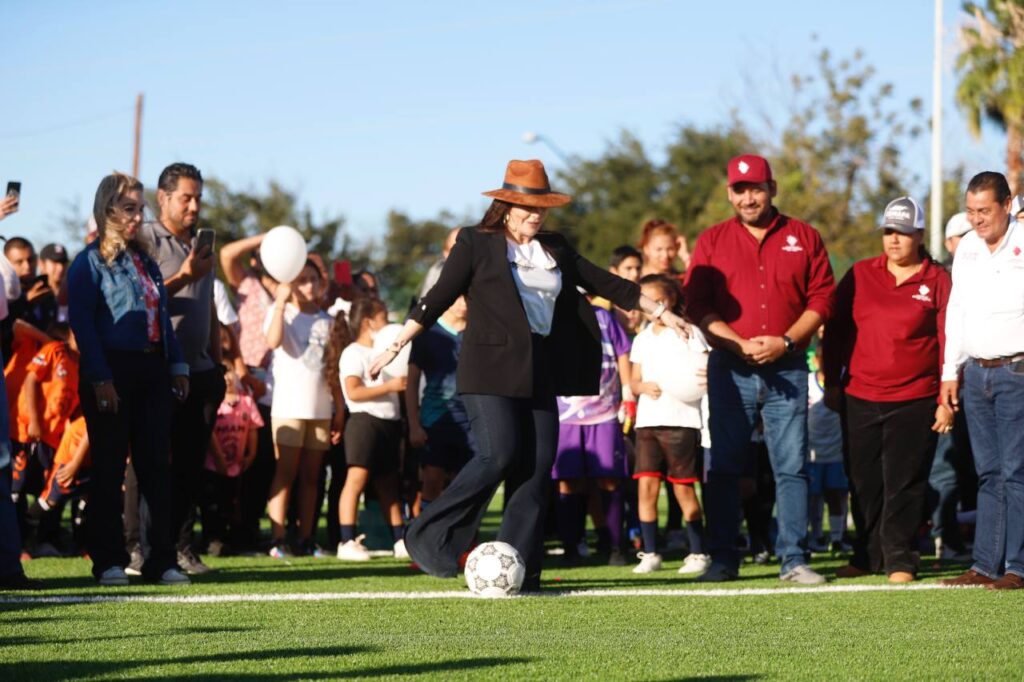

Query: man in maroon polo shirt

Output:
[685, 154, 835, 583]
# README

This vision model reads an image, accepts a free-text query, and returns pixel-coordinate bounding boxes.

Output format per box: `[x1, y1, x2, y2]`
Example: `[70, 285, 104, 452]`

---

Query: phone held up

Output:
[6, 181, 21, 207]
[195, 228, 215, 256]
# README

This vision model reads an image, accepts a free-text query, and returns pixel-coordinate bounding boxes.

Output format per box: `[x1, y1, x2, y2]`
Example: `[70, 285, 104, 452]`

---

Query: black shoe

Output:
[0, 572, 43, 590]
[608, 549, 627, 567]
[177, 550, 212, 575]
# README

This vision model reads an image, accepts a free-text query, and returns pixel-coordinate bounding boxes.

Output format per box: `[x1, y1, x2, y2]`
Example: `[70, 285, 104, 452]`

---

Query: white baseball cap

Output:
[944, 212, 972, 239]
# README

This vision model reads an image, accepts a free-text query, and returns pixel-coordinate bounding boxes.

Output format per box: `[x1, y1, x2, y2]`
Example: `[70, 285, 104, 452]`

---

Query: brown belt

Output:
[972, 354, 1024, 368]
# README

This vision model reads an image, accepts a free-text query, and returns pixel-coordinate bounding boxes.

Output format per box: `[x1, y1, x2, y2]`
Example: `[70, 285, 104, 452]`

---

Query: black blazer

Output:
[410, 227, 640, 398]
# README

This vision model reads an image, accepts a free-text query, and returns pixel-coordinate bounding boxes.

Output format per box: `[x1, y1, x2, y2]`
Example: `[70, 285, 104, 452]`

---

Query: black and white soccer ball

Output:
[464, 541, 526, 598]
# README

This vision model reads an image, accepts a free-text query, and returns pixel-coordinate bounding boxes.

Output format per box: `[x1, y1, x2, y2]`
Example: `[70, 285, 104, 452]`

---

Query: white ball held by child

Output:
[657, 351, 709, 404]
[260, 226, 308, 284]
[371, 323, 411, 378]
[464, 541, 526, 598]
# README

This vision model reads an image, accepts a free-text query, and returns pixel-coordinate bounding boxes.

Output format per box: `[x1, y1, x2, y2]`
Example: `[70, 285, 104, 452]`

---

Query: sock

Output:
[809, 494, 824, 540]
[686, 518, 706, 555]
[829, 497, 848, 542]
[391, 524, 405, 543]
[340, 524, 356, 543]
[556, 493, 585, 551]
[640, 521, 658, 554]
[665, 482, 683, 531]
[601, 489, 623, 551]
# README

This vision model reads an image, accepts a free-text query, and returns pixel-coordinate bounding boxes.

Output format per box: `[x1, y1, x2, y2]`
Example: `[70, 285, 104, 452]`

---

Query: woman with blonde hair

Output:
[67, 172, 191, 587]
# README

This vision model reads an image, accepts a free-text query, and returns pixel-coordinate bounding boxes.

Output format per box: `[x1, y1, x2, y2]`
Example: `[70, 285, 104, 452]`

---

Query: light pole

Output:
[930, 0, 944, 257]
[522, 131, 570, 165]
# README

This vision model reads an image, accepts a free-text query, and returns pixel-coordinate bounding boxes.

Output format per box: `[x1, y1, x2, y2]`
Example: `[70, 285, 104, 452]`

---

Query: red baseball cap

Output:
[727, 154, 773, 186]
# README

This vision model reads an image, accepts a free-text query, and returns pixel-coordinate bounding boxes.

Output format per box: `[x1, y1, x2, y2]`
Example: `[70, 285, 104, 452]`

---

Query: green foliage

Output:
[375, 209, 459, 311]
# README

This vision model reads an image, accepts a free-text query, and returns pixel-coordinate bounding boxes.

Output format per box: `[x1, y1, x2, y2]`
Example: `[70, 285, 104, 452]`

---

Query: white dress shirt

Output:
[942, 221, 1024, 380]
[506, 238, 562, 336]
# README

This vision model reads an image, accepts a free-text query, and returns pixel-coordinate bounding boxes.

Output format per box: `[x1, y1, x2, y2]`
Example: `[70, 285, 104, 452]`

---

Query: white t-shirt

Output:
[262, 304, 333, 419]
[339, 342, 400, 420]
[630, 325, 708, 429]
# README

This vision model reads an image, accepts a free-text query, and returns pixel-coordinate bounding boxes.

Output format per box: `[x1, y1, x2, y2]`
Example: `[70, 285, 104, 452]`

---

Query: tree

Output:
[956, 0, 1024, 192]
[374, 209, 458, 311]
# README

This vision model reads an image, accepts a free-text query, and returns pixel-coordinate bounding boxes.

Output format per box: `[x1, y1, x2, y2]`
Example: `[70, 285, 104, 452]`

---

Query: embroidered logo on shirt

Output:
[912, 284, 932, 303]
[738, 161, 750, 174]
[782, 235, 804, 252]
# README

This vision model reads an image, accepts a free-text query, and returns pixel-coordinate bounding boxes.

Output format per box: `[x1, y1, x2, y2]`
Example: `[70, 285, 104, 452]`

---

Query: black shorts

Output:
[633, 427, 702, 484]
[418, 420, 475, 471]
[344, 412, 401, 474]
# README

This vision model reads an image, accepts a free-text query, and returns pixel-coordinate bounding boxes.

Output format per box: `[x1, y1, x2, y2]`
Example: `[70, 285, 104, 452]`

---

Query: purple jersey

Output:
[557, 306, 631, 425]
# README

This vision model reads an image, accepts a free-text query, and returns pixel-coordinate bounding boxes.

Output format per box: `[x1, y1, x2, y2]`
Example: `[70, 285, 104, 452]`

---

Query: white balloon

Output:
[656, 351, 708, 404]
[259, 226, 308, 284]
[371, 323, 411, 378]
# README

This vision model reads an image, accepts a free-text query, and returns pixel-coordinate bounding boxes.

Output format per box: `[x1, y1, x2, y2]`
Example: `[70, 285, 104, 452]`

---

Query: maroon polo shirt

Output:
[684, 212, 835, 342]
[822, 254, 951, 403]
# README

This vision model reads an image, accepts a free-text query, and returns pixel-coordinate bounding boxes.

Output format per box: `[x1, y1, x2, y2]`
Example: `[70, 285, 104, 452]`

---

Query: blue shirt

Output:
[67, 241, 188, 383]
[409, 319, 466, 428]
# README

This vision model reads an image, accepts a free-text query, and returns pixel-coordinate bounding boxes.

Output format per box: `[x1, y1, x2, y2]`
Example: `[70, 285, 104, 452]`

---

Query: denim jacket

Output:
[67, 241, 189, 383]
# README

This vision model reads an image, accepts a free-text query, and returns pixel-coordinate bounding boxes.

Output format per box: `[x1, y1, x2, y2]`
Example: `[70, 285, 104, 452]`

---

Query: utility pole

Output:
[132, 93, 144, 179]
[930, 0, 944, 257]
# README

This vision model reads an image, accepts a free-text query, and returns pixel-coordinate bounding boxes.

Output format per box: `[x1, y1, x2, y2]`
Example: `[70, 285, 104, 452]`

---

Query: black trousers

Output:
[169, 367, 226, 554]
[844, 394, 937, 574]
[237, 402, 274, 548]
[404, 392, 558, 585]
[81, 351, 175, 580]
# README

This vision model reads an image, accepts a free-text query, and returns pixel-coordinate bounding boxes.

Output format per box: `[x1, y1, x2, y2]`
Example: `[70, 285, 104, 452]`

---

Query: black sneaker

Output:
[608, 548, 627, 567]
[177, 550, 212, 575]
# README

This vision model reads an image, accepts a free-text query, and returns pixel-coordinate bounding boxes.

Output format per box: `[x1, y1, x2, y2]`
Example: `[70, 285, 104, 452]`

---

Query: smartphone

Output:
[195, 228, 215, 255]
[5, 181, 20, 205]
[334, 260, 353, 285]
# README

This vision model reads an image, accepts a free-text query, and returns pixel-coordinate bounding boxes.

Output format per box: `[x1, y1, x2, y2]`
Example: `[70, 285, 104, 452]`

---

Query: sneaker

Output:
[780, 564, 826, 585]
[125, 548, 144, 576]
[608, 549, 627, 567]
[830, 539, 854, 555]
[665, 529, 687, 551]
[268, 542, 293, 559]
[158, 568, 191, 586]
[297, 540, 327, 558]
[696, 562, 738, 583]
[678, 553, 712, 575]
[632, 552, 663, 574]
[98, 566, 129, 587]
[576, 540, 591, 558]
[393, 539, 410, 560]
[336, 535, 371, 561]
[177, 550, 212, 575]
[888, 571, 915, 584]
[752, 550, 771, 565]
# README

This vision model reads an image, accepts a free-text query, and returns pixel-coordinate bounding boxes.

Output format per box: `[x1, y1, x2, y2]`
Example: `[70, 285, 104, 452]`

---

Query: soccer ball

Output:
[464, 541, 526, 598]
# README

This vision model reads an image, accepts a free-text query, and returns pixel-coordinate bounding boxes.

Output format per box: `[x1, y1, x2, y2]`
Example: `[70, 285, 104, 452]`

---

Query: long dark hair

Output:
[347, 296, 388, 340]
[324, 309, 353, 397]
[476, 199, 514, 233]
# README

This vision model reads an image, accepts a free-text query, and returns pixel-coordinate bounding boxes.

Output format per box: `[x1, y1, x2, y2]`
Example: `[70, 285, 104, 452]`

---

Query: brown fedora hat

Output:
[482, 159, 571, 208]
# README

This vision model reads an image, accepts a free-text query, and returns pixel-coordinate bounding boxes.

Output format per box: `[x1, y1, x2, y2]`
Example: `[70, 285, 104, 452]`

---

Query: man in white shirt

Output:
[940, 171, 1024, 590]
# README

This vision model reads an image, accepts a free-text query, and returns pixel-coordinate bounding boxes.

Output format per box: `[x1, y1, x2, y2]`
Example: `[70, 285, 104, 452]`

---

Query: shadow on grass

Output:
[0, 645, 533, 681]
[199, 563, 418, 584]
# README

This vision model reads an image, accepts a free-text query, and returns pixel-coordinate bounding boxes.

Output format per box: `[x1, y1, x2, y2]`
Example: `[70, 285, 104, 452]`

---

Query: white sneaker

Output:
[678, 553, 712, 575]
[780, 564, 826, 585]
[665, 529, 687, 551]
[393, 538, 409, 559]
[632, 552, 663, 574]
[159, 568, 191, 586]
[98, 566, 129, 586]
[337, 535, 371, 561]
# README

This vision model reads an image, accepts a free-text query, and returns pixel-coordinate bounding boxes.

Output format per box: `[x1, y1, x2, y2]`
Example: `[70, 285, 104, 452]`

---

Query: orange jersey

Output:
[52, 415, 89, 468]
[4, 331, 42, 437]
[16, 341, 80, 449]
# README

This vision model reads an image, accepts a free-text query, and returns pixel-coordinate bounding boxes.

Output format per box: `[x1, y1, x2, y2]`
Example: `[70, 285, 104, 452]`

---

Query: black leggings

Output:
[404, 392, 558, 585]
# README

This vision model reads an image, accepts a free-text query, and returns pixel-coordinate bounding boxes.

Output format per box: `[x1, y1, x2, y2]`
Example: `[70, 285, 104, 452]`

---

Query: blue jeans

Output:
[706, 350, 810, 574]
[962, 360, 1024, 578]
[0, 350, 25, 579]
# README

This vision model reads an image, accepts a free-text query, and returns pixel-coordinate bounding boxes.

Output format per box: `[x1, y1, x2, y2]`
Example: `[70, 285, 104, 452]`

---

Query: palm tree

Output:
[955, 0, 1024, 192]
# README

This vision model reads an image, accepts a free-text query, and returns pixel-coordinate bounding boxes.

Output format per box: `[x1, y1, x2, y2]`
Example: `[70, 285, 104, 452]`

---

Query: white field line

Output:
[0, 582, 962, 605]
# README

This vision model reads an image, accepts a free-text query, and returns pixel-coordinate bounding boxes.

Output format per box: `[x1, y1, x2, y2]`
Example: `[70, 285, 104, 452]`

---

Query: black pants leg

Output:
[325, 440, 346, 549]
[846, 395, 936, 575]
[169, 368, 226, 554]
[237, 403, 274, 549]
[82, 352, 175, 580]
[404, 393, 558, 582]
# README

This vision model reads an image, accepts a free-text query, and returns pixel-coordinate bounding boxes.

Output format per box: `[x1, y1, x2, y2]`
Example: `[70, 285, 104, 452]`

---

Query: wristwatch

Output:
[387, 340, 405, 354]
[782, 335, 796, 354]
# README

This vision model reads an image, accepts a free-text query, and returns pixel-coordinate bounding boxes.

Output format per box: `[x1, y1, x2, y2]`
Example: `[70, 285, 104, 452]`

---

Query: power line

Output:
[0, 106, 132, 141]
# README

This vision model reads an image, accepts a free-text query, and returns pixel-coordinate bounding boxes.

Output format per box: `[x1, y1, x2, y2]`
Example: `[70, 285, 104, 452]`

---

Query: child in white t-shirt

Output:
[335, 297, 408, 561]
[263, 261, 335, 558]
[629, 274, 710, 575]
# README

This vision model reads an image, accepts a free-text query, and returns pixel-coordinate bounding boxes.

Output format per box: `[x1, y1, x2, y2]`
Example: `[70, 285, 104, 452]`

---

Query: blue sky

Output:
[2, 0, 1004, 250]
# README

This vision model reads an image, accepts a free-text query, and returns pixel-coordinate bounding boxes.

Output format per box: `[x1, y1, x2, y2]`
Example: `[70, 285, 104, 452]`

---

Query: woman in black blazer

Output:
[370, 160, 690, 590]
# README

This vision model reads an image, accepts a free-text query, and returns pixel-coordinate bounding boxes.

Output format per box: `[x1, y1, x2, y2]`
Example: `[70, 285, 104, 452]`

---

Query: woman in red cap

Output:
[370, 159, 689, 591]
